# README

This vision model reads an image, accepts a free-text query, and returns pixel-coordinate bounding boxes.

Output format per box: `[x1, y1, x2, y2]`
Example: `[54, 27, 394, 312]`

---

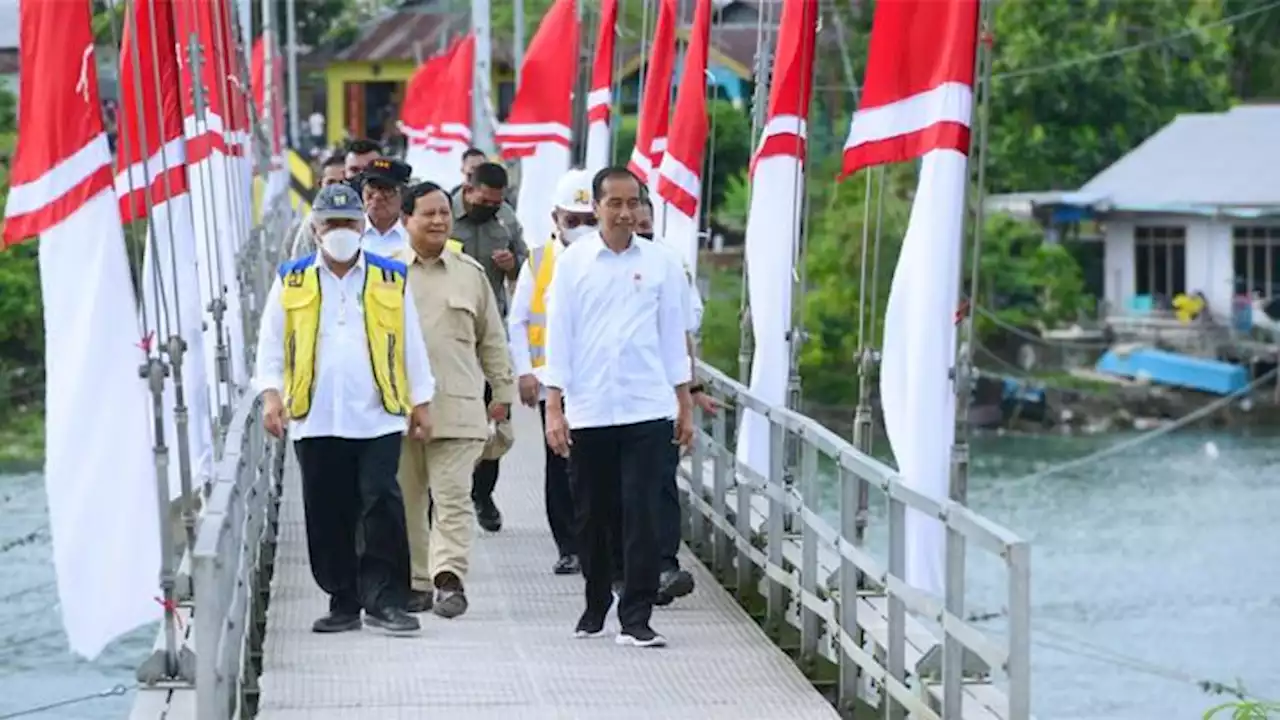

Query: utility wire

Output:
[993, 0, 1280, 81]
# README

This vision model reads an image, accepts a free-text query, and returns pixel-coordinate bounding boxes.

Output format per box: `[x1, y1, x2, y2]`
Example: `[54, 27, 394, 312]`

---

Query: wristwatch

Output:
[689, 383, 706, 395]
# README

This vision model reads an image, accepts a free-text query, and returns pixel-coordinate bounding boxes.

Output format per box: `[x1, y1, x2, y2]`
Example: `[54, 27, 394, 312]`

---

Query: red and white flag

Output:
[841, 0, 979, 597]
[734, 0, 816, 485]
[626, 0, 676, 192]
[496, 0, 578, 249]
[118, 0, 216, 500]
[174, 0, 247, 403]
[418, 35, 476, 189]
[584, 0, 618, 175]
[400, 45, 453, 178]
[252, 30, 289, 208]
[655, 0, 712, 269]
[3, 0, 160, 660]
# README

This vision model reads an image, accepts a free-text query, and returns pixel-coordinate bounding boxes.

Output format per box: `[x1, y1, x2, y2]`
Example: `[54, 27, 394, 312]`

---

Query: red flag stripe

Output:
[3, 1, 114, 245]
[627, 0, 676, 180]
[655, 0, 712, 217]
[114, 136, 189, 220]
[587, 0, 617, 124]
[498, 0, 578, 157]
[840, 0, 978, 177]
[655, 155, 700, 218]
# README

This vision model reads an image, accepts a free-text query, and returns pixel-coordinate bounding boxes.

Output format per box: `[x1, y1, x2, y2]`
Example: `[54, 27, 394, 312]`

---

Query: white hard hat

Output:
[553, 169, 594, 214]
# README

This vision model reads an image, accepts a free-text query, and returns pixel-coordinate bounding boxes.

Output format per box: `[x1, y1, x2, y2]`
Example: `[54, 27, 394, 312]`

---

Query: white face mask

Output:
[560, 224, 592, 245]
[321, 228, 361, 262]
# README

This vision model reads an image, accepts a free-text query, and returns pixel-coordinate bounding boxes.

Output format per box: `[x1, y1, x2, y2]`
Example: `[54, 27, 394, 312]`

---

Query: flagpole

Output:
[514, 0, 524, 87]
[471, 0, 495, 156]
[943, 0, 995, 714]
[737, 0, 773, 387]
[286, 0, 300, 147]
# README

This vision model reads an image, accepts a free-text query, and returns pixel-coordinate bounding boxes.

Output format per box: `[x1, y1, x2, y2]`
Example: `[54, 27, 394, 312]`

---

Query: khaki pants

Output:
[398, 437, 485, 589]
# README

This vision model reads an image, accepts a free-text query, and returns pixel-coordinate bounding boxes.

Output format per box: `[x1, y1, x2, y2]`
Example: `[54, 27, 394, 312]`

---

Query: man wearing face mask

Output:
[254, 183, 436, 636]
[452, 161, 528, 532]
[359, 157, 413, 257]
[392, 181, 515, 619]
[507, 168, 597, 575]
[288, 155, 349, 260]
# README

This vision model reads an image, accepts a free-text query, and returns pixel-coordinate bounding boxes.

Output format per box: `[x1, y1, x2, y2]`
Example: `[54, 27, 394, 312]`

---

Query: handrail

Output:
[682, 359, 1032, 720]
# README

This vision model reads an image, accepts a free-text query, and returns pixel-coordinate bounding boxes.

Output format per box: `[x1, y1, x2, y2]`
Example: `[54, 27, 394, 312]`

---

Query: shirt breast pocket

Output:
[446, 294, 478, 345]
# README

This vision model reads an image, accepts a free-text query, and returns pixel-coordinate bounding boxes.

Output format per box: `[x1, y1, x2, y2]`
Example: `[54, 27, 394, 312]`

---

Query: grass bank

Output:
[0, 406, 43, 471]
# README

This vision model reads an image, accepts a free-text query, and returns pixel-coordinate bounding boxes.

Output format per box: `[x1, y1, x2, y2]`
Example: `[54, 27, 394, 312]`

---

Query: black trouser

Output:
[612, 442, 681, 581]
[540, 400, 575, 557]
[294, 433, 410, 614]
[471, 382, 500, 505]
[571, 419, 671, 631]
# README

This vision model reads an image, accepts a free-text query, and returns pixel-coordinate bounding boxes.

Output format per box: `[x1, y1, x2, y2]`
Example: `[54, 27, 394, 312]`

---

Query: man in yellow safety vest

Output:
[507, 168, 598, 576]
[254, 183, 436, 637]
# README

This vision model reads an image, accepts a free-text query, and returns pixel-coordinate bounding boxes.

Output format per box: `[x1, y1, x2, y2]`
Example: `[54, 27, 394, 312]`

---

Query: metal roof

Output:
[1078, 104, 1280, 213]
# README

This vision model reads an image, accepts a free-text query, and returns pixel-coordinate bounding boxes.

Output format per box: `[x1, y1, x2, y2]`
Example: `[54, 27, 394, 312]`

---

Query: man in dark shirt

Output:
[451, 161, 527, 532]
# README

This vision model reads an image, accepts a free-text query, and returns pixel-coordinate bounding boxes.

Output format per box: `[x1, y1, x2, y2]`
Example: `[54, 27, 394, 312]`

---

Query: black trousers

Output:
[540, 400, 576, 557]
[472, 382, 500, 504]
[612, 443, 681, 580]
[571, 419, 671, 631]
[294, 433, 410, 614]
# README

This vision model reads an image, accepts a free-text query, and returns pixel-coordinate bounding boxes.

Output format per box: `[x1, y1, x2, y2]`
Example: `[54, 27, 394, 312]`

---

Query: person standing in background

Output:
[254, 184, 435, 636]
[452, 161, 527, 532]
[543, 166, 694, 648]
[507, 168, 597, 575]
[345, 138, 382, 180]
[394, 181, 515, 619]
[289, 155, 349, 259]
[359, 157, 413, 257]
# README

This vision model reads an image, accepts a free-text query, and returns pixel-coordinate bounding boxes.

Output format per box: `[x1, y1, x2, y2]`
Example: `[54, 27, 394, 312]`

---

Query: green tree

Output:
[986, 0, 1235, 193]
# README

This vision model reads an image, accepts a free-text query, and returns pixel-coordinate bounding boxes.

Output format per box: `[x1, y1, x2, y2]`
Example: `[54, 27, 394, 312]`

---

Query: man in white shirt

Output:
[357, 157, 412, 256]
[508, 168, 598, 576]
[543, 166, 694, 648]
[254, 184, 435, 637]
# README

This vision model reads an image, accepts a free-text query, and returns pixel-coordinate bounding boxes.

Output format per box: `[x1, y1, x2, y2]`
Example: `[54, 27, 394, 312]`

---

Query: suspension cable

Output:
[0, 684, 136, 720]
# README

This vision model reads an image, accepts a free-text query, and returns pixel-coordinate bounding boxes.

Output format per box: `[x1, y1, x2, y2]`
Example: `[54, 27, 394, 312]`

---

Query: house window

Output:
[1232, 226, 1280, 297]
[1133, 226, 1186, 300]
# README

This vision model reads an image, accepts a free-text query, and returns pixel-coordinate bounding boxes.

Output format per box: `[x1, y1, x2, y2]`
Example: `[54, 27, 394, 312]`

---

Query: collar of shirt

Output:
[310, 251, 368, 279]
[364, 218, 407, 241]
[585, 231, 642, 257]
[404, 247, 456, 270]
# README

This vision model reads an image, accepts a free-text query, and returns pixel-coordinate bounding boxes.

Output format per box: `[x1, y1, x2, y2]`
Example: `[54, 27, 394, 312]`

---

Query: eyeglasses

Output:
[561, 214, 597, 229]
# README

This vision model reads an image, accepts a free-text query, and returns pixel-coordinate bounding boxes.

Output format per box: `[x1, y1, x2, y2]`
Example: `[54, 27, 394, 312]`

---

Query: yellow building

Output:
[317, 2, 516, 147]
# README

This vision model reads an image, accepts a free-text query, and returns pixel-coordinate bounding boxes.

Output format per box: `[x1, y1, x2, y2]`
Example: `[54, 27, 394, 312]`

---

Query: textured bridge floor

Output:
[256, 404, 840, 719]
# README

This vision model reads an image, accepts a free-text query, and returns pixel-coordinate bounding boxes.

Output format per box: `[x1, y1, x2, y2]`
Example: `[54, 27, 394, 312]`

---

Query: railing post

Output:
[710, 407, 731, 577]
[689, 405, 707, 552]
[798, 434, 819, 661]
[1008, 540, 1032, 719]
[836, 464, 861, 711]
[766, 415, 787, 627]
[886, 494, 907, 718]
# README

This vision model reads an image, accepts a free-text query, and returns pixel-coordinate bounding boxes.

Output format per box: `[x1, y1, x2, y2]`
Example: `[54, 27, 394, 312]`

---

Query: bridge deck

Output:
[255, 405, 840, 720]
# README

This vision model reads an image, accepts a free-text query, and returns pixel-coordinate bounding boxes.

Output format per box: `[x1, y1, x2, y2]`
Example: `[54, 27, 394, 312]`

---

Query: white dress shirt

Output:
[542, 232, 692, 429]
[253, 252, 436, 440]
[361, 218, 410, 257]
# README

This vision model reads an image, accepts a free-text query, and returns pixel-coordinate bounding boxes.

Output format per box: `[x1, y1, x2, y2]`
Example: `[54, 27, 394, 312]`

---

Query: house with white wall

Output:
[988, 104, 1280, 321]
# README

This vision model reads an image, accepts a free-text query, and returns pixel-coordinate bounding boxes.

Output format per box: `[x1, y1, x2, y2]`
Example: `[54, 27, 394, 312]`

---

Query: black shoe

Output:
[659, 568, 695, 599]
[476, 499, 502, 532]
[573, 610, 607, 639]
[364, 607, 421, 635]
[406, 590, 433, 614]
[311, 611, 361, 633]
[552, 554, 581, 575]
[654, 591, 675, 607]
[616, 625, 667, 648]
[432, 572, 469, 619]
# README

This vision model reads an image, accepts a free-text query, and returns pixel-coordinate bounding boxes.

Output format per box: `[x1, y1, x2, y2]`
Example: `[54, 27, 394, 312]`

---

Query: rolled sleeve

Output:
[541, 252, 573, 391]
[659, 254, 693, 386]
[401, 287, 437, 406]
[252, 277, 286, 396]
[507, 261, 536, 377]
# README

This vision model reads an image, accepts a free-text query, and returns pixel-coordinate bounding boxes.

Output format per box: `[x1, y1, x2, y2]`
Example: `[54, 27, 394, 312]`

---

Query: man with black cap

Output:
[358, 156, 413, 257]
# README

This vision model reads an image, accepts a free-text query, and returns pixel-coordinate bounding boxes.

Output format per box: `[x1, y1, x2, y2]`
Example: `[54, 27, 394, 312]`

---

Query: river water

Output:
[1, 430, 1278, 719]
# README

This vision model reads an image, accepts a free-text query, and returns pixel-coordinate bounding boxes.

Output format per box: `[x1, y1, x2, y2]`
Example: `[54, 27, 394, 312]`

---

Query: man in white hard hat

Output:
[507, 168, 597, 576]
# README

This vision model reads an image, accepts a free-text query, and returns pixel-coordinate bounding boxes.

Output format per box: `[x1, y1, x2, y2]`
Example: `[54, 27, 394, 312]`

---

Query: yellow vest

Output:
[278, 252, 412, 419]
[526, 241, 560, 368]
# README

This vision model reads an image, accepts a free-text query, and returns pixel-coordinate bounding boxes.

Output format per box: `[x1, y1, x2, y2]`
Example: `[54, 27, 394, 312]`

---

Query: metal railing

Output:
[131, 188, 295, 719]
[680, 361, 1032, 720]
